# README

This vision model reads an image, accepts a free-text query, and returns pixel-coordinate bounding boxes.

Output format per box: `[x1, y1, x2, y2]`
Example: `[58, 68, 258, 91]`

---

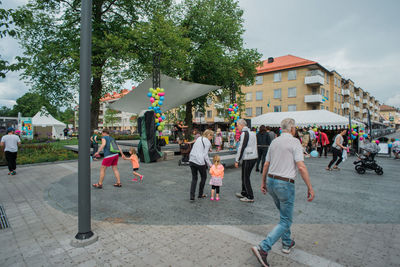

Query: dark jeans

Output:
[241, 159, 257, 199]
[5, 151, 17, 172]
[92, 143, 98, 155]
[328, 147, 343, 168]
[256, 147, 268, 172]
[318, 145, 328, 157]
[211, 185, 220, 194]
[189, 162, 207, 199]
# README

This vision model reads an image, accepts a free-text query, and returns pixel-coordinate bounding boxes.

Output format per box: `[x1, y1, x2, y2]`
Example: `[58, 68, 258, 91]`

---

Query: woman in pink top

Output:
[209, 155, 224, 201]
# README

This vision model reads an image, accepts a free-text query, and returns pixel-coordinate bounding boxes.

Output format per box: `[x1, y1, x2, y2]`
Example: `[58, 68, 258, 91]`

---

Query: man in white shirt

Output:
[234, 119, 258, 202]
[251, 118, 314, 267]
[1, 127, 21, 175]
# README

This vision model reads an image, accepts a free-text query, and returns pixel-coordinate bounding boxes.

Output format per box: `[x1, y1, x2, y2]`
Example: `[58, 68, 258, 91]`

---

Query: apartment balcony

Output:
[363, 109, 368, 114]
[354, 96, 360, 102]
[304, 70, 324, 86]
[193, 117, 206, 123]
[214, 116, 225, 122]
[354, 106, 360, 112]
[363, 99, 368, 104]
[341, 102, 350, 109]
[304, 94, 323, 103]
[342, 89, 350, 96]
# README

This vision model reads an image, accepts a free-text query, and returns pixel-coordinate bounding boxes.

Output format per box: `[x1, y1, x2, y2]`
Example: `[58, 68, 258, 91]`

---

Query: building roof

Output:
[100, 88, 134, 102]
[380, 105, 397, 112]
[256, 55, 317, 74]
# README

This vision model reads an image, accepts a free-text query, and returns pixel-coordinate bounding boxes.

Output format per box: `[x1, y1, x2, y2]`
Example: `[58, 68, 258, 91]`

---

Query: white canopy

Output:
[110, 74, 220, 114]
[32, 107, 66, 138]
[251, 110, 364, 128]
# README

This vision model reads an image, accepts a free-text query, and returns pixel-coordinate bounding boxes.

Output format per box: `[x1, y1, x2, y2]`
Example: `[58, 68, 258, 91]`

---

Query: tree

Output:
[11, 92, 57, 117]
[13, 0, 189, 132]
[179, 0, 262, 132]
[0, 1, 25, 78]
[104, 108, 120, 128]
[0, 106, 13, 117]
[58, 108, 75, 125]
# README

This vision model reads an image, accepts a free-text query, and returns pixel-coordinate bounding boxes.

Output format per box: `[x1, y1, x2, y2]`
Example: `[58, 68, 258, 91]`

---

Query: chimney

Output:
[268, 57, 274, 63]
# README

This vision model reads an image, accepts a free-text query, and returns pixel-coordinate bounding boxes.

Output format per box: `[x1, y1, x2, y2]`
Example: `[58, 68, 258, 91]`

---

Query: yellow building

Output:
[204, 55, 381, 125]
[379, 105, 399, 128]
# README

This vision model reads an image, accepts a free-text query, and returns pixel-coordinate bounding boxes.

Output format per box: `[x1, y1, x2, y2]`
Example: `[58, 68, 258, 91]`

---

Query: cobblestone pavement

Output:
[0, 147, 399, 266]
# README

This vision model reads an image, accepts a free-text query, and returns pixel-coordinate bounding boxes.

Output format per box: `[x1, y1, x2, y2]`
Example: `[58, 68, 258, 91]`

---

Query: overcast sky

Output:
[1, 0, 400, 108]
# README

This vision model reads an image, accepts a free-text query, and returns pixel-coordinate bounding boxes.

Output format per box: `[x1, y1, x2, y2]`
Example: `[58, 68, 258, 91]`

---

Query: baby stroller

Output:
[178, 141, 192, 166]
[353, 143, 383, 175]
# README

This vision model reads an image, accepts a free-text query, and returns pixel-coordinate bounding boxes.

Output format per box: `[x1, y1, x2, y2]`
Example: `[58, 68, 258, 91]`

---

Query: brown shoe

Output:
[251, 246, 269, 267]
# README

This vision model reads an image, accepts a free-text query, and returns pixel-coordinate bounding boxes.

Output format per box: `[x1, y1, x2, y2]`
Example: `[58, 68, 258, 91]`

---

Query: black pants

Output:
[318, 145, 328, 157]
[241, 159, 257, 199]
[189, 162, 207, 199]
[5, 151, 17, 172]
[256, 147, 268, 172]
[328, 147, 343, 168]
[92, 143, 98, 155]
[211, 185, 220, 194]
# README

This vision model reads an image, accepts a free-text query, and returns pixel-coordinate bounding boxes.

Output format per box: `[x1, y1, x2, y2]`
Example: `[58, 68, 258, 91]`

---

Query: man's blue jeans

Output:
[260, 177, 295, 252]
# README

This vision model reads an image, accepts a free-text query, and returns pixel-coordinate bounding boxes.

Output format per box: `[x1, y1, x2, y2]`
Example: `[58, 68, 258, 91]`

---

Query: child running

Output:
[209, 155, 224, 201]
[122, 148, 143, 182]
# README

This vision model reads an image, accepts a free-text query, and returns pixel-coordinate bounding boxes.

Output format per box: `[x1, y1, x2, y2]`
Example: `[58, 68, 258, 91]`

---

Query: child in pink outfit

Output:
[209, 155, 224, 201]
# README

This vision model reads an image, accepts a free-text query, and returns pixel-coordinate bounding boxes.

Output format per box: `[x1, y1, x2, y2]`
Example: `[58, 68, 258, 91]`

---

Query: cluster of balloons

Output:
[147, 87, 166, 133]
[388, 139, 399, 148]
[228, 103, 240, 131]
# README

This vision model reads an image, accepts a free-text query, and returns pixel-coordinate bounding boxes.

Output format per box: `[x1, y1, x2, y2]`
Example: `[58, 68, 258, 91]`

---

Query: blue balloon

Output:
[310, 150, 319, 157]
[363, 134, 368, 138]
[229, 104, 233, 108]
[160, 96, 164, 101]
[388, 144, 392, 148]
[231, 126, 235, 129]
[148, 106, 152, 110]
[162, 115, 166, 120]
[147, 92, 152, 97]
[156, 123, 160, 126]
[158, 101, 163, 105]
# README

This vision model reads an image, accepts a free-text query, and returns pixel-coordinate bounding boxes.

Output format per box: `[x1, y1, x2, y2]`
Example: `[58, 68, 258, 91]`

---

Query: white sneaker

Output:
[235, 193, 244, 198]
[240, 197, 254, 203]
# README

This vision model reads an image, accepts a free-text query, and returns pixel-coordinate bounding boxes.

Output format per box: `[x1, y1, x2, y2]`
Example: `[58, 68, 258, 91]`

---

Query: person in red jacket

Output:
[317, 129, 330, 158]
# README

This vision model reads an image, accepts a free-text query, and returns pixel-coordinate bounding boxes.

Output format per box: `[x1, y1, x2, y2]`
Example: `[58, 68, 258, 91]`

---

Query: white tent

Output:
[251, 110, 364, 128]
[110, 74, 220, 114]
[32, 107, 66, 139]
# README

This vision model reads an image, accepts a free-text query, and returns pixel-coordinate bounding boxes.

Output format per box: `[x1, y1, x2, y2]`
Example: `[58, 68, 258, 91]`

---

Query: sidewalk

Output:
[1, 156, 399, 266]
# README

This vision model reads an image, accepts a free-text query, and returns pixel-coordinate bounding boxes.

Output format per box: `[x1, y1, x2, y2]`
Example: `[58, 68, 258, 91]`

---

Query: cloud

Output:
[385, 94, 400, 108]
[0, 70, 29, 108]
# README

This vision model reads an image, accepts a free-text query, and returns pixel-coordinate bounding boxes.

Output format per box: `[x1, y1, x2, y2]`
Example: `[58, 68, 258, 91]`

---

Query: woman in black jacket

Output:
[255, 125, 270, 173]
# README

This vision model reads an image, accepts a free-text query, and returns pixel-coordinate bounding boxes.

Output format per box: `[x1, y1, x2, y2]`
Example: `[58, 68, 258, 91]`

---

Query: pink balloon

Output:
[150, 97, 155, 103]
[158, 118, 163, 122]
[234, 103, 238, 107]
[228, 108, 233, 111]
[376, 140, 380, 144]
[360, 137, 364, 141]
[158, 92, 165, 96]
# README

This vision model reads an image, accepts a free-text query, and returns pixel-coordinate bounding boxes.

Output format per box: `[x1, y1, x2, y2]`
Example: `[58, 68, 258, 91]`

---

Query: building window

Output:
[195, 111, 200, 117]
[245, 108, 252, 117]
[288, 87, 296, 98]
[334, 93, 337, 102]
[321, 88, 325, 97]
[256, 91, 263, 101]
[334, 107, 337, 113]
[326, 90, 329, 98]
[321, 106, 324, 110]
[273, 72, 282, 82]
[288, 104, 296, 111]
[255, 76, 263, 85]
[256, 107, 263, 116]
[245, 92, 252, 101]
[288, 70, 297, 80]
[326, 73, 329, 84]
[274, 88, 281, 99]
[274, 106, 281, 112]
[207, 110, 212, 118]
[326, 107, 329, 111]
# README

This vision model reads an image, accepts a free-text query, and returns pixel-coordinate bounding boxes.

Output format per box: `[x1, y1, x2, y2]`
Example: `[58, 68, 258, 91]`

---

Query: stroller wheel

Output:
[355, 165, 366, 174]
[375, 167, 383, 175]
[178, 160, 182, 166]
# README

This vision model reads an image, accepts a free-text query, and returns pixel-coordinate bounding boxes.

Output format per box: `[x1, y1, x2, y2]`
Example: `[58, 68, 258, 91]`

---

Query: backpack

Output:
[109, 137, 120, 153]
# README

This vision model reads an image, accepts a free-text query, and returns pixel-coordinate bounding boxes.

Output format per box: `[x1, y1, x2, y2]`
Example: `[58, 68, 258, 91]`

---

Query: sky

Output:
[1, 0, 400, 108]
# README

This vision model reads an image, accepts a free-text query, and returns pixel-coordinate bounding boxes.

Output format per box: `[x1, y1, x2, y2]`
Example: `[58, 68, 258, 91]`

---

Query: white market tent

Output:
[32, 107, 66, 139]
[251, 110, 364, 128]
[110, 74, 220, 114]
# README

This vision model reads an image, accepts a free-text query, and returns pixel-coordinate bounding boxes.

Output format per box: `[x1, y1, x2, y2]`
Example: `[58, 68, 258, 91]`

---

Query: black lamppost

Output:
[71, 0, 98, 247]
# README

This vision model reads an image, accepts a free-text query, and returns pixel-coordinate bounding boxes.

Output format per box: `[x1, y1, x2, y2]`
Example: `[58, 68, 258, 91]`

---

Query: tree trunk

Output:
[185, 101, 193, 137]
[90, 76, 102, 132]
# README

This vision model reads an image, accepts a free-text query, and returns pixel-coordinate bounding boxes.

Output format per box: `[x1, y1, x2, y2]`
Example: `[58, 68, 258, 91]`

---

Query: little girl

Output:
[209, 155, 224, 201]
[215, 128, 223, 151]
[122, 148, 143, 182]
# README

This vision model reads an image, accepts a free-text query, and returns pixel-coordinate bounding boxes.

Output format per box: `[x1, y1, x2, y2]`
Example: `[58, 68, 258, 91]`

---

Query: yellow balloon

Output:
[155, 119, 159, 123]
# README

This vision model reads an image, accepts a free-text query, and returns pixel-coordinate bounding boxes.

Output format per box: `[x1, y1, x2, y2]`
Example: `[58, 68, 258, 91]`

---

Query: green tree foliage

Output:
[13, 0, 189, 131]
[57, 108, 75, 125]
[0, 1, 25, 78]
[104, 108, 120, 128]
[0, 106, 14, 117]
[12, 92, 57, 117]
[179, 0, 262, 130]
